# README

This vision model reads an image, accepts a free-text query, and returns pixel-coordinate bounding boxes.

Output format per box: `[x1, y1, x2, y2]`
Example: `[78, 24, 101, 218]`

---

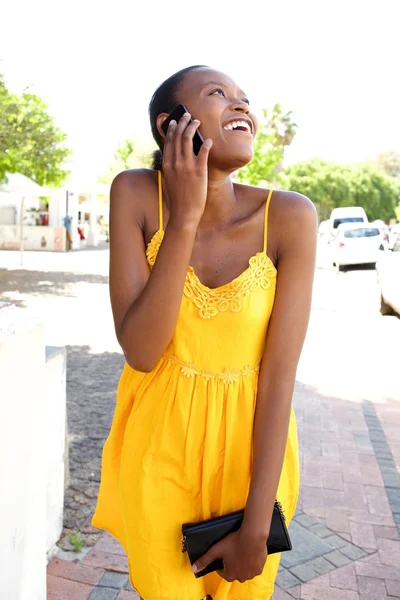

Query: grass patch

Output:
[69, 532, 84, 553]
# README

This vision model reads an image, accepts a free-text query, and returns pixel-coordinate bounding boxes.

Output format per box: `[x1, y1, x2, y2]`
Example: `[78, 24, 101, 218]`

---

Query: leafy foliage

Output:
[99, 137, 151, 185]
[280, 159, 398, 222]
[237, 104, 297, 186]
[0, 75, 71, 186]
[375, 151, 400, 178]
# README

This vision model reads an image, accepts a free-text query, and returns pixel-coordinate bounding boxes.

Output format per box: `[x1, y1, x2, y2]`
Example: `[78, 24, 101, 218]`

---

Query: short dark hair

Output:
[148, 65, 209, 170]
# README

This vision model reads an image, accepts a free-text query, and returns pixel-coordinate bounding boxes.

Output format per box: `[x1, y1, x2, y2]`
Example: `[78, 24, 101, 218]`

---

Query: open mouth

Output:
[223, 120, 252, 134]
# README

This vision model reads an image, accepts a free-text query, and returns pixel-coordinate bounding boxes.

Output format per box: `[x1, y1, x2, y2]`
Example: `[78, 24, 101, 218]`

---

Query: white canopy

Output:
[0, 173, 50, 197]
[78, 199, 108, 216]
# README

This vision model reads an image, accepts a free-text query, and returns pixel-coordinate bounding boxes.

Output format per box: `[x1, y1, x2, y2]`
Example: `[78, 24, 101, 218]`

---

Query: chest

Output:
[188, 228, 265, 289]
[146, 229, 278, 322]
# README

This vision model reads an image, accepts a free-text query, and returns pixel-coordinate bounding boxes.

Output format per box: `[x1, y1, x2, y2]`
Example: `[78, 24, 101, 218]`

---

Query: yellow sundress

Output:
[92, 172, 300, 600]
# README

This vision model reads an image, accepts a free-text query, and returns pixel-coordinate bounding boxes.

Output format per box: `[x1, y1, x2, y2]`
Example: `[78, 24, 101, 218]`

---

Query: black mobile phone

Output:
[161, 104, 204, 155]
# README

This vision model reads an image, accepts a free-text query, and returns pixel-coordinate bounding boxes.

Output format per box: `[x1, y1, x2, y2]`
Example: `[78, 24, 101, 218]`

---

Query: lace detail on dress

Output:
[146, 229, 164, 266]
[146, 229, 277, 320]
[184, 253, 277, 319]
[163, 354, 260, 383]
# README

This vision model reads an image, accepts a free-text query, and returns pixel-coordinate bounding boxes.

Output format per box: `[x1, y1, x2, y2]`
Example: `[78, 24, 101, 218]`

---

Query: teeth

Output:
[223, 120, 251, 132]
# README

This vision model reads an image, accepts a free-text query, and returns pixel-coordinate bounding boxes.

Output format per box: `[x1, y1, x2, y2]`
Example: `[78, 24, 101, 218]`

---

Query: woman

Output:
[92, 65, 317, 600]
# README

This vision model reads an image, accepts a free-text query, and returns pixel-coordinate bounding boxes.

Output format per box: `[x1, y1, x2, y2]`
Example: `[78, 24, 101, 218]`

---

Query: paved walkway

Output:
[60, 345, 124, 550]
[2, 251, 398, 597]
[47, 381, 400, 599]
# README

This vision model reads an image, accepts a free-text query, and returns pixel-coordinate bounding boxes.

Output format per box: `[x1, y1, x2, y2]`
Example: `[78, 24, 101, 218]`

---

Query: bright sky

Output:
[1, 0, 399, 187]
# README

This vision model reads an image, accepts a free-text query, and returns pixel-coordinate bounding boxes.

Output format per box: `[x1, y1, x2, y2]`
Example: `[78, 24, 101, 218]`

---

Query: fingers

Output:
[162, 119, 176, 167]
[192, 544, 220, 575]
[196, 138, 213, 167]
[174, 112, 191, 158]
[181, 119, 200, 158]
[163, 111, 213, 168]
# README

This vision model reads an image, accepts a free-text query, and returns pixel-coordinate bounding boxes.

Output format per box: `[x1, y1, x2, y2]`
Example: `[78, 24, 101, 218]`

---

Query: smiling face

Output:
[158, 68, 258, 171]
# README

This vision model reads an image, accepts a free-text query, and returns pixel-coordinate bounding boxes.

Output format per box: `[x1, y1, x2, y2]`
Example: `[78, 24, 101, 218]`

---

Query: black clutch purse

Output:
[182, 501, 292, 578]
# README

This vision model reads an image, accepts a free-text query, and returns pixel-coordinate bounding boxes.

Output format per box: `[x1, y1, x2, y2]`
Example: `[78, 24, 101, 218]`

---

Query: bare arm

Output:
[242, 192, 318, 537]
[190, 192, 318, 582]
[109, 173, 195, 372]
[109, 114, 212, 372]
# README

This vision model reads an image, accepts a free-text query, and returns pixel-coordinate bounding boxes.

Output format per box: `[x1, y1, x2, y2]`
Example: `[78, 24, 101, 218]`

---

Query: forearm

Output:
[118, 222, 196, 371]
[242, 375, 295, 540]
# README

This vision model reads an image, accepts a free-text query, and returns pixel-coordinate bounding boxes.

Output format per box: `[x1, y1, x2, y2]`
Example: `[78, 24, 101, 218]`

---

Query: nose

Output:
[231, 100, 250, 115]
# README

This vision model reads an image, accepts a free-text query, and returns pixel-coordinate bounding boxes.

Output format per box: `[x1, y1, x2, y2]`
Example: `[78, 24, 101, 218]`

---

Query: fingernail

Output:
[169, 120, 176, 127]
[192, 564, 198, 573]
[184, 112, 190, 117]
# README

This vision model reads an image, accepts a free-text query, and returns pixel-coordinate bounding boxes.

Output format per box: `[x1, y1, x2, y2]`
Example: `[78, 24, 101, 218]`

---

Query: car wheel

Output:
[380, 293, 395, 316]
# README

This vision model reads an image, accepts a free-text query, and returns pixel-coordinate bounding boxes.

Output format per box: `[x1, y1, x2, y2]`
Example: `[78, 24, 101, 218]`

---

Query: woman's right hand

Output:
[162, 112, 213, 229]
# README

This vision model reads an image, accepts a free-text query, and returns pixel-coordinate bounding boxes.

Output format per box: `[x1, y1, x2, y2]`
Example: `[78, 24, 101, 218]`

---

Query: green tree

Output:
[350, 165, 397, 222]
[99, 137, 151, 185]
[279, 160, 354, 220]
[237, 104, 297, 186]
[0, 74, 71, 186]
[281, 159, 397, 222]
[375, 151, 400, 178]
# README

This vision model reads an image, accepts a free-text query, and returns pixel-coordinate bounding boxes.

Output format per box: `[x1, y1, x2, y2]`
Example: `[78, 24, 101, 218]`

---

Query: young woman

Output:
[92, 65, 317, 600]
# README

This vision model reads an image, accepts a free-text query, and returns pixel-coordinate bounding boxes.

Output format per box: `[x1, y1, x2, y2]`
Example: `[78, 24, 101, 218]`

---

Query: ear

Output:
[156, 113, 170, 140]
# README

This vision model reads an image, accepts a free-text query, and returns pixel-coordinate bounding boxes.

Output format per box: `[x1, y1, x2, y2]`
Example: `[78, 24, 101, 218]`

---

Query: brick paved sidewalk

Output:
[47, 383, 400, 599]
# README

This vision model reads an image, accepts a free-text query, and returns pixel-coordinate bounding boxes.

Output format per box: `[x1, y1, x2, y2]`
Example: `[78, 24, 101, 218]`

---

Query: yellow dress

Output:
[92, 172, 300, 600]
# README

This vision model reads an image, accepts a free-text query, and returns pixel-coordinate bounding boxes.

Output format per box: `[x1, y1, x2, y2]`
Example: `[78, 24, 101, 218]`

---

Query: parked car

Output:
[371, 219, 390, 250]
[388, 223, 400, 250]
[330, 206, 368, 229]
[376, 230, 400, 315]
[321, 207, 369, 244]
[332, 223, 382, 271]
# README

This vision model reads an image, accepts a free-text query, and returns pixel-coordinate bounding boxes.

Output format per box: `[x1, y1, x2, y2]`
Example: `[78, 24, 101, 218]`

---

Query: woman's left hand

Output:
[192, 527, 268, 583]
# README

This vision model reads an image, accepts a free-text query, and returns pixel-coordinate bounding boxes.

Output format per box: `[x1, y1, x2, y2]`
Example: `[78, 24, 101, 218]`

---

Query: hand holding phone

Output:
[161, 104, 204, 155]
[159, 105, 212, 229]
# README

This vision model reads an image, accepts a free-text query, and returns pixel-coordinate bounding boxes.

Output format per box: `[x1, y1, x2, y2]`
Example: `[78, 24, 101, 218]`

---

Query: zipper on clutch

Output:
[181, 534, 187, 553]
[275, 500, 286, 522]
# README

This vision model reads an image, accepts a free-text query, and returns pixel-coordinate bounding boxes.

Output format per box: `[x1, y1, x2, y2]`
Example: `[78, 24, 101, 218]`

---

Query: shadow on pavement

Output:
[0, 269, 109, 307]
[62, 344, 125, 548]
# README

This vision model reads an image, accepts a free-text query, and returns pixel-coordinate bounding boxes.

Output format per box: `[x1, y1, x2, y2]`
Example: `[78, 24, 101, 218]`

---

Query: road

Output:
[0, 246, 399, 547]
[299, 261, 399, 403]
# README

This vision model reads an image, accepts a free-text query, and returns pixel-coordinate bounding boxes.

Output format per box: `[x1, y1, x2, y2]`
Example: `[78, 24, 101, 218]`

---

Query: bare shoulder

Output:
[110, 168, 158, 229]
[235, 183, 316, 222]
[111, 168, 156, 199]
[249, 187, 317, 261]
[271, 189, 316, 219]
[270, 189, 318, 258]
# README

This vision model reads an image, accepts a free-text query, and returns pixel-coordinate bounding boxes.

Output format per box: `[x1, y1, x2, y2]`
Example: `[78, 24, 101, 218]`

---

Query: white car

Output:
[376, 231, 400, 315]
[330, 206, 368, 230]
[371, 219, 390, 250]
[320, 207, 369, 245]
[388, 224, 400, 250]
[332, 223, 382, 271]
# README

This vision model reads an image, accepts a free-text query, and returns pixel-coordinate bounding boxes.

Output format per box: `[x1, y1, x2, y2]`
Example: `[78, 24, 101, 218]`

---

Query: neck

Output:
[200, 168, 238, 229]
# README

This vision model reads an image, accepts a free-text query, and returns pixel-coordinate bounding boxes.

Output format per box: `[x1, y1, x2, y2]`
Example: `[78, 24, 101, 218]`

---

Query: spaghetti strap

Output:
[263, 189, 273, 253]
[157, 170, 164, 231]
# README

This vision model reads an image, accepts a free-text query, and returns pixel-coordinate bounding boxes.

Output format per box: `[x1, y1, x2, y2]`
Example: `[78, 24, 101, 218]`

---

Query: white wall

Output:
[0, 224, 66, 251]
[48, 191, 64, 228]
[0, 193, 40, 225]
[0, 305, 67, 600]
[0, 305, 47, 600]
[45, 346, 67, 558]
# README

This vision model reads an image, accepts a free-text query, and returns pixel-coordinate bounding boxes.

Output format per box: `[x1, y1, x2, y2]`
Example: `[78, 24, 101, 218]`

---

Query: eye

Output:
[210, 88, 226, 97]
[242, 98, 250, 105]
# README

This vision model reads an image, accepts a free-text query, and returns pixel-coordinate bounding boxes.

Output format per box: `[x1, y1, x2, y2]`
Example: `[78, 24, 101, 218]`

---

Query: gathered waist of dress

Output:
[159, 352, 261, 385]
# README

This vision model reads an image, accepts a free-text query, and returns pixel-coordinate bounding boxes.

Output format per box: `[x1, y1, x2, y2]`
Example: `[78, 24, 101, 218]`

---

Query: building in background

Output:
[0, 173, 110, 252]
